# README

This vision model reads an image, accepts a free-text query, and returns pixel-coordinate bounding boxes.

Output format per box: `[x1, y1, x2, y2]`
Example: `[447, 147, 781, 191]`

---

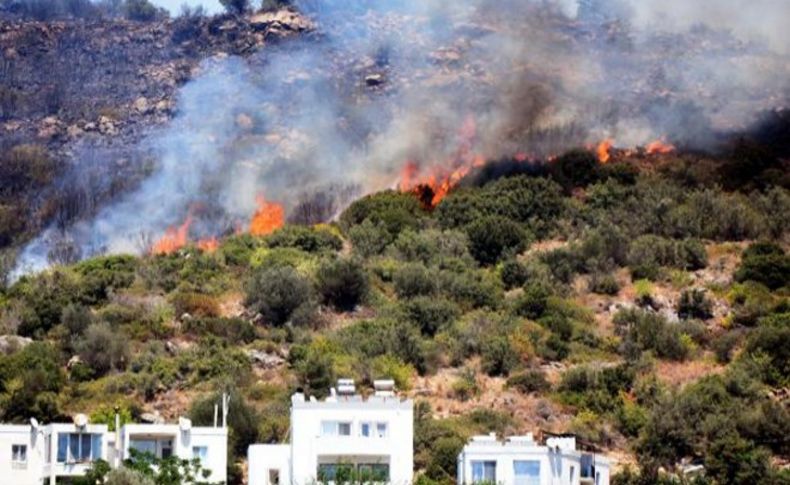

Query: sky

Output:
[151, 0, 223, 14]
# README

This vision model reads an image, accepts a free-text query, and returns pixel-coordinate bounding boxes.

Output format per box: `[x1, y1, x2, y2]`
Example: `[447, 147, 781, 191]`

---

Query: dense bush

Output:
[74, 255, 137, 305]
[627, 236, 707, 280]
[507, 369, 551, 394]
[677, 288, 714, 320]
[266, 225, 343, 253]
[393, 263, 436, 299]
[78, 323, 130, 377]
[245, 266, 315, 326]
[316, 257, 369, 311]
[182, 317, 256, 344]
[614, 309, 694, 361]
[465, 215, 528, 265]
[341, 191, 426, 240]
[735, 242, 790, 290]
[402, 296, 459, 337]
[480, 335, 518, 376]
[0, 342, 65, 421]
[743, 313, 789, 386]
[500, 259, 529, 289]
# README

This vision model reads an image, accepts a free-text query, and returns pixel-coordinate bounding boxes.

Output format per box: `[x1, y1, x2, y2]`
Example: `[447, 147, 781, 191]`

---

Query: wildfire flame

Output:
[646, 139, 676, 155]
[250, 195, 285, 236]
[151, 213, 193, 255]
[196, 237, 219, 253]
[596, 139, 614, 163]
[398, 115, 486, 208]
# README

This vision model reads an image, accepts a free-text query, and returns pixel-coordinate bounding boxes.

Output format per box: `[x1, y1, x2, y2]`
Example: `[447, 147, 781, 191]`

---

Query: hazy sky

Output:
[151, 0, 223, 14]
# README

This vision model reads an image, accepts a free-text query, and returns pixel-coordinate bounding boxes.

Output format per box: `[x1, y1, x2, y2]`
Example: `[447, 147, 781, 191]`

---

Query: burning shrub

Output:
[316, 257, 369, 311]
[245, 265, 315, 326]
[465, 215, 529, 266]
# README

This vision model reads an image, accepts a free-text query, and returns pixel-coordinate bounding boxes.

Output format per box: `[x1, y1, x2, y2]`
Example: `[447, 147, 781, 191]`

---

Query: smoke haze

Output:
[12, 0, 790, 276]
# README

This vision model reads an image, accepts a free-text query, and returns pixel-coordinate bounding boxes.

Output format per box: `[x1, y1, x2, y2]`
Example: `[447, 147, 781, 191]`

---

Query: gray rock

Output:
[0, 335, 33, 355]
[247, 349, 285, 369]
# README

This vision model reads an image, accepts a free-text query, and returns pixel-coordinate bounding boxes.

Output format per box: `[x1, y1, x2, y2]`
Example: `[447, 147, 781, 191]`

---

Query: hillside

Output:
[0, 1, 789, 484]
[1, 144, 789, 483]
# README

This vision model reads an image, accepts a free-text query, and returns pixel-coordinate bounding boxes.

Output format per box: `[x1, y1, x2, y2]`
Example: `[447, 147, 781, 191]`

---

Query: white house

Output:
[0, 413, 228, 484]
[0, 416, 110, 485]
[249, 379, 414, 485]
[119, 419, 228, 483]
[457, 433, 610, 485]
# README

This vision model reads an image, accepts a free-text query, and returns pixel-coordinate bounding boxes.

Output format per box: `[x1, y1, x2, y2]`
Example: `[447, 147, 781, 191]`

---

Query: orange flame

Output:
[196, 237, 219, 253]
[646, 139, 676, 155]
[250, 195, 285, 236]
[596, 139, 614, 163]
[152, 214, 193, 255]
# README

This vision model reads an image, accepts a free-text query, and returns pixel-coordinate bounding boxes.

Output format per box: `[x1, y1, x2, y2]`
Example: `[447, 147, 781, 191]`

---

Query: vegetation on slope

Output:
[0, 146, 789, 484]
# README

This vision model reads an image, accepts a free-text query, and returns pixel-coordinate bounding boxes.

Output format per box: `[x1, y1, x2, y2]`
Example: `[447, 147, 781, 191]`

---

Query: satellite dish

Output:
[30, 417, 39, 429]
[178, 417, 192, 431]
[74, 414, 89, 428]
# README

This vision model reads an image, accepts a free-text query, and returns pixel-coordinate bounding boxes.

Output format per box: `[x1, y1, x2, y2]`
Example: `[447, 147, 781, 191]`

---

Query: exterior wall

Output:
[289, 396, 413, 485]
[457, 437, 610, 485]
[248, 444, 290, 485]
[0, 425, 42, 485]
[121, 424, 228, 483]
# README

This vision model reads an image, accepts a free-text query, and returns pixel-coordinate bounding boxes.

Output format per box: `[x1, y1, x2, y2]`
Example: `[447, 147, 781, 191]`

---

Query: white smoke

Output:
[11, 0, 790, 278]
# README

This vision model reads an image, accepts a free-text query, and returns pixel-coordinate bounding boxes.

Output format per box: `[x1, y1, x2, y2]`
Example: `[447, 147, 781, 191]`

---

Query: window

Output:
[360, 422, 371, 437]
[570, 466, 575, 483]
[57, 433, 101, 463]
[130, 439, 157, 456]
[471, 461, 496, 483]
[320, 421, 352, 437]
[12, 444, 27, 462]
[318, 463, 354, 481]
[193, 446, 208, 466]
[358, 463, 389, 481]
[514, 460, 540, 485]
[268, 469, 280, 485]
[376, 422, 387, 438]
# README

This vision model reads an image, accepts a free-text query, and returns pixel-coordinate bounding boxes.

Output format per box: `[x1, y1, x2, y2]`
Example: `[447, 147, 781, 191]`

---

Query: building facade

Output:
[457, 433, 610, 485]
[0, 415, 227, 484]
[249, 379, 414, 485]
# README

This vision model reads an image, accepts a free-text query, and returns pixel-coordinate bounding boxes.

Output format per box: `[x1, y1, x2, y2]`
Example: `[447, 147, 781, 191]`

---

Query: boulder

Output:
[0, 335, 33, 355]
[247, 349, 285, 369]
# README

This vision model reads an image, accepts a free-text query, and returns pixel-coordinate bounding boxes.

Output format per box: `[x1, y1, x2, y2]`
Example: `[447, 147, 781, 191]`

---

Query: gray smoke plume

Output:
[12, 0, 790, 277]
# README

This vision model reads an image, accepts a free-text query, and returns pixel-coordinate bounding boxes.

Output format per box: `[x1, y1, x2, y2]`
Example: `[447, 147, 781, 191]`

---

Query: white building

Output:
[119, 419, 228, 483]
[457, 433, 610, 485]
[0, 414, 228, 484]
[249, 379, 414, 485]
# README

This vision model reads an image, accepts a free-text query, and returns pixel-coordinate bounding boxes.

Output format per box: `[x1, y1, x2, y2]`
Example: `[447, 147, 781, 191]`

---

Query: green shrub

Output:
[219, 234, 261, 266]
[481, 335, 518, 377]
[438, 269, 502, 310]
[348, 219, 391, 258]
[513, 282, 552, 319]
[245, 266, 315, 326]
[393, 263, 436, 299]
[744, 314, 790, 386]
[402, 296, 459, 336]
[465, 215, 528, 265]
[677, 289, 714, 320]
[727, 282, 777, 326]
[627, 235, 708, 280]
[0, 342, 65, 421]
[370, 354, 414, 391]
[550, 149, 601, 191]
[182, 317, 256, 344]
[266, 225, 342, 253]
[735, 243, 790, 290]
[341, 191, 426, 238]
[316, 257, 369, 311]
[614, 308, 694, 361]
[171, 291, 221, 318]
[500, 259, 529, 290]
[451, 368, 479, 401]
[507, 369, 550, 394]
[712, 331, 740, 364]
[588, 273, 620, 295]
[73, 255, 137, 305]
[190, 386, 259, 457]
[78, 323, 130, 377]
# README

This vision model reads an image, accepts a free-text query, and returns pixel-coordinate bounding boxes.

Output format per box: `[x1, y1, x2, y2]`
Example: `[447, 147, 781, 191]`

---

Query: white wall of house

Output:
[457, 434, 610, 485]
[248, 444, 290, 485]
[121, 423, 228, 483]
[289, 393, 414, 484]
[0, 424, 44, 485]
[0, 419, 228, 485]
